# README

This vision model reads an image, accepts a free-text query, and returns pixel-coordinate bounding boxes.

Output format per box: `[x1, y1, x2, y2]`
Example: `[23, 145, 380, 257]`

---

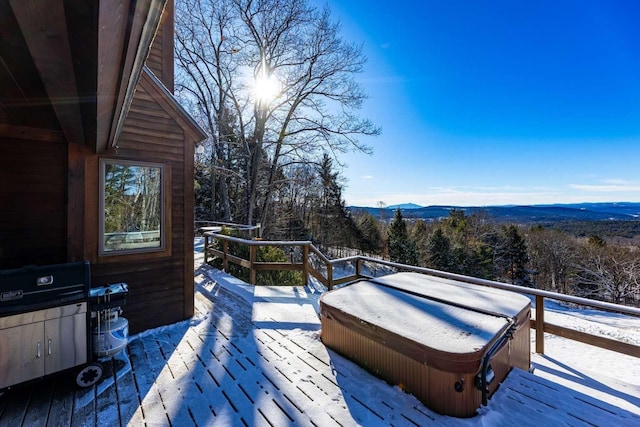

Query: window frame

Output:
[98, 158, 171, 259]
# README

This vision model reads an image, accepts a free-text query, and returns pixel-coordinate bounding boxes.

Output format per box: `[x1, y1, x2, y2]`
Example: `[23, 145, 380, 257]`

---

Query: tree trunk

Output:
[246, 130, 264, 225]
[214, 142, 232, 221]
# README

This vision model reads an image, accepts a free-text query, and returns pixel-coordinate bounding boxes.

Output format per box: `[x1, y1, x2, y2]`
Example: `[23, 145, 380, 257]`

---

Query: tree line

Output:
[377, 208, 640, 306]
[201, 150, 640, 306]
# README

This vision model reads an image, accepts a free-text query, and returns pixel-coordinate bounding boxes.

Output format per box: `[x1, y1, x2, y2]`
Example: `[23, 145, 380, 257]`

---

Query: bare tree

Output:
[175, 0, 379, 229]
[269, 163, 318, 240]
[575, 244, 640, 304]
[527, 227, 578, 293]
[175, 0, 246, 221]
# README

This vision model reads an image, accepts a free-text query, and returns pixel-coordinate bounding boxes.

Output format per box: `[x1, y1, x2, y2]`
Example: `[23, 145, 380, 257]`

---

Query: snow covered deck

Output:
[0, 253, 639, 426]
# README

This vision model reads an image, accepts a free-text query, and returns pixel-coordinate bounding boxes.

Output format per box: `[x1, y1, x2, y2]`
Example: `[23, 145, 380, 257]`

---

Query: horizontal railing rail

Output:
[203, 232, 640, 358]
[195, 221, 261, 238]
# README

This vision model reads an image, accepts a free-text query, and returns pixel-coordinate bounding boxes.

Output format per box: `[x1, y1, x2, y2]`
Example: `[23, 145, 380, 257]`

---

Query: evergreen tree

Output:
[410, 219, 429, 265]
[307, 154, 359, 250]
[387, 209, 418, 265]
[425, 227, 452, 271]
[436, 209, 494, 278]
[354, 211, 383, 255]
[500, 225, 529, 284]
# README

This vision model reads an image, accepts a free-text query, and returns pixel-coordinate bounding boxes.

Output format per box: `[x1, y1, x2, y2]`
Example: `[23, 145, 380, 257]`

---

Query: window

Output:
[99, 159, 166, 255]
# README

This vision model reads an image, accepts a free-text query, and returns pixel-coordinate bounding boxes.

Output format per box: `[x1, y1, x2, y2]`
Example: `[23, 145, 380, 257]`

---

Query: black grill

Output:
[0, 260, 90, 316]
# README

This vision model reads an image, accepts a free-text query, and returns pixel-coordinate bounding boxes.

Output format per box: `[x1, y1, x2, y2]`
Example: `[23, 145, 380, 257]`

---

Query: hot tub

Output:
[319, 272, 530, 418]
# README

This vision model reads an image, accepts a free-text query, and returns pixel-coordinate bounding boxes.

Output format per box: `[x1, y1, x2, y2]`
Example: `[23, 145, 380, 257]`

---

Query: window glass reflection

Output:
[102, 161, 163, 253]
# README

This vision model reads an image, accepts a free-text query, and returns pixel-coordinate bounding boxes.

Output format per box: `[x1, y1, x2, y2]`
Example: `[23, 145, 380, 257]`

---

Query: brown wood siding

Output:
[146, 24, 163, 77]
[0, 138, 67, 269]
[91, 259, 186, 329]
[183, 123, 195, 318]
[91, 82, 188, 334]
[147, 0, 174, 92]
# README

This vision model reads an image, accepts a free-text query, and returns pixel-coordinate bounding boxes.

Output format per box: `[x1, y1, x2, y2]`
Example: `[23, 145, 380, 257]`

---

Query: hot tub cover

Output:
[320, 279, 515, 373]
[371, 272, 531, 322]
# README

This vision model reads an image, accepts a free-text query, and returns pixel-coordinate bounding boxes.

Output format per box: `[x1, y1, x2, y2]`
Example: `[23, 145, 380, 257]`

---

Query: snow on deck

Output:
[0, 250, 639, 426]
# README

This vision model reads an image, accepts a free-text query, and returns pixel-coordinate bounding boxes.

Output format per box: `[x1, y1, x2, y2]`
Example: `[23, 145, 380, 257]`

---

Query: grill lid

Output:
[0, 261, 90, 315]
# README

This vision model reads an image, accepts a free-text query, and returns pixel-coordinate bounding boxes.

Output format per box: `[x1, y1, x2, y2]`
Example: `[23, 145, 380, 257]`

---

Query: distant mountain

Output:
[387, 203, 424, 210]
[348, 202, 640, 223]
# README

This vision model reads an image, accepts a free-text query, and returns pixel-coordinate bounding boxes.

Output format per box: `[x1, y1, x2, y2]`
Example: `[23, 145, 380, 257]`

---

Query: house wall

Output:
[147, 0, 174, 93]
[0, 135, 68, 269]
[85, 0, 195, 334]
[86, 78, 193, 334]
[0, 79, 195, 334]
[0, 0, 198, 334]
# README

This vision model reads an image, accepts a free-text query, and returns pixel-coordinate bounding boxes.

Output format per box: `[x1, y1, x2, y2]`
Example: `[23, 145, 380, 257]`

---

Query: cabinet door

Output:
[0, 322, 44, 389]
[44, 312, 87, 375]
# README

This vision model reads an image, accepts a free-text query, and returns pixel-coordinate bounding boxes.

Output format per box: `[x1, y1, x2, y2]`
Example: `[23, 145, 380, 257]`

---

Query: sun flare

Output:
[254, 74, 280, 103]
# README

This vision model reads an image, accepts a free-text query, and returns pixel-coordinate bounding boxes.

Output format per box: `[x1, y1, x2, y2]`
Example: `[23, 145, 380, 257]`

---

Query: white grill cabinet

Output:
[0, 261, 92, 389]
[0, 303, 87, 389]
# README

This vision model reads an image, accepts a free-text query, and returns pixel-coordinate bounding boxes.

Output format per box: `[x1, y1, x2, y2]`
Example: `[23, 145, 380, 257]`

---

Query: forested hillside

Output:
[349, 202, 640, 224]
[549, 220, 640, 240]
[375, 209, 640, 307]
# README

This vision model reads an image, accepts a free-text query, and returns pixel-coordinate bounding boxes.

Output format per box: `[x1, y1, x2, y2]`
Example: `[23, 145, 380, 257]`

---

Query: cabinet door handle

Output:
[37, 341, 41, 359]
[48, 339, 52, 355]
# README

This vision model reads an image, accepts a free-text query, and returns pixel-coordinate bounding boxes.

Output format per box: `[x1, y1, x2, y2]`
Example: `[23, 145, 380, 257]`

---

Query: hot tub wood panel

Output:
[321, 312, 515, 418]
[323, 302, 500, 374]
[320, 282, 512, 368]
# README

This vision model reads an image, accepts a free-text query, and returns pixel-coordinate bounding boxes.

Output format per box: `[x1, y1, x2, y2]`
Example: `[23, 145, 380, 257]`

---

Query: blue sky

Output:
[319, 0, 640, 207]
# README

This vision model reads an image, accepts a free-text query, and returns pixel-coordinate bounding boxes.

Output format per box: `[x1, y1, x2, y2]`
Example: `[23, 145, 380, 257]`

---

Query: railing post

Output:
[356, 257, 362, 278]
[327, 263, 333, 291]
[302, 244, 309, 286]
[536, 295, 545, 354]
[222, 240, 229, 271]
[204, 234, 210, 263]
[250, 244, 257, 285]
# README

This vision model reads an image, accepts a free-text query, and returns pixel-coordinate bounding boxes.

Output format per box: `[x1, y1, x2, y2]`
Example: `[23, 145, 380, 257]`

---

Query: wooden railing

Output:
[203, 232, 640, 358]
[203, 233, 309, 285]
[195, 221, 261, 238]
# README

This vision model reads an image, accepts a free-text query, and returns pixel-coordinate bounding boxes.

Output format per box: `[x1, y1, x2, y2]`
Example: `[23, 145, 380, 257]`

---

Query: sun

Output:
[254, 74, 280, 103]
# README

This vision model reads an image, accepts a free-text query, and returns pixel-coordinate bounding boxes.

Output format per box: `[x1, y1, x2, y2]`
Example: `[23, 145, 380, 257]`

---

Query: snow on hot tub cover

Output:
[371, 272, 531, 321]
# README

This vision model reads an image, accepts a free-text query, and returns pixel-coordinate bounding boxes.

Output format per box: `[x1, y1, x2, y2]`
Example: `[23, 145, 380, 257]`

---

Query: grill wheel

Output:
[75, 362, 103, 388]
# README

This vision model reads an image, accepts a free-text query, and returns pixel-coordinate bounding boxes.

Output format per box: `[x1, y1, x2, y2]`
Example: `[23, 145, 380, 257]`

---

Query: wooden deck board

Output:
[115, 360, 144, 426]
[252, 327, 413, 426]
[94, 361, 121, 427]
[51, 381, 76, 425]
[504, 369, 640, 426]
[21, 379, 53, 426]
[0, 386, 31, 426]
[71, 386, 96, 427]
[23, 381, 56, 425]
